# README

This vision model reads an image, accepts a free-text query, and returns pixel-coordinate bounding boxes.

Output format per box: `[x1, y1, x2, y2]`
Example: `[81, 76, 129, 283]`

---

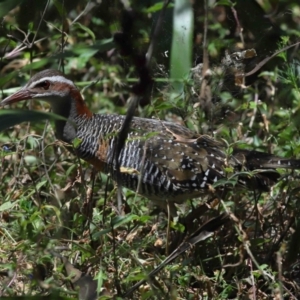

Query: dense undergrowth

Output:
[1, 1, 300, 299]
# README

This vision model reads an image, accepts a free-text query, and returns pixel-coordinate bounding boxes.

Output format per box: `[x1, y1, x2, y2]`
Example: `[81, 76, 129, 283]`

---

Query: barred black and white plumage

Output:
[2, 69, 300, 213]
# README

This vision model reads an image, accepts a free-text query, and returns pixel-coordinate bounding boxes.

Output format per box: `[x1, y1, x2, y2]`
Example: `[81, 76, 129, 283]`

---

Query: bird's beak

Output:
[1, 88, 32, 106]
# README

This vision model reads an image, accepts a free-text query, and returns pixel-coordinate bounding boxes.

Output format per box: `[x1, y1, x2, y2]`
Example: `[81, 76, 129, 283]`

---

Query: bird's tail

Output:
[233, 149, 300, 169]
[232, 149, 300, 191]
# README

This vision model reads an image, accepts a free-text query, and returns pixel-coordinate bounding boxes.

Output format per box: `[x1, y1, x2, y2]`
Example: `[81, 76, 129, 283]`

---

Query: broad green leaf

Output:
[0, 201, 15, 212]
[0, 109, 66, 131]
[0, 0, 24, 19]
[110, 214, 138, 227]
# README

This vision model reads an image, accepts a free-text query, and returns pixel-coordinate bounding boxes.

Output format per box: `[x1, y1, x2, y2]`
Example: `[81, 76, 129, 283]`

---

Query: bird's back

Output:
[73, 113, 288, 205]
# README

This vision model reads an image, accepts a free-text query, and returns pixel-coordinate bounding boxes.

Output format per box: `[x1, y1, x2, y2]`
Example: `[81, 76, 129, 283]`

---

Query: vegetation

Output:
[1, 0, 300, 299]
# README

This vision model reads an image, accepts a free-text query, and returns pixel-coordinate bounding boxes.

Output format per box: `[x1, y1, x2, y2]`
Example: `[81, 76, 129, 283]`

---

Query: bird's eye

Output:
[36, 80, 50, 90]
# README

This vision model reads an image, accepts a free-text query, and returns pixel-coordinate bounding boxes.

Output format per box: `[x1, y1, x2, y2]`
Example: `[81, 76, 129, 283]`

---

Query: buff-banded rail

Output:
[2, 69, 300, 215]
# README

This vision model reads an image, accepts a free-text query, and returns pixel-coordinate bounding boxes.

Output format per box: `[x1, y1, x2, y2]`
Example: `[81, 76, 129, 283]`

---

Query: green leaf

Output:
[170, 221, 185, 232]
[53, 39, 114, 59]
[0, 201, 15, 212]
[24, 155, 38, 165]
[95, 269, 106, 294]
[215, 0, 235, 6]
[144, 1, 173, 13]
[73, 22, 96, 42]
[36, 180, 48, 190]
[72, 137, 82, 148]
[110, 214, 138, 227]
[0, 110, 66, 131]
[52, 0, 64, 16]
[0, 0, 24, 19]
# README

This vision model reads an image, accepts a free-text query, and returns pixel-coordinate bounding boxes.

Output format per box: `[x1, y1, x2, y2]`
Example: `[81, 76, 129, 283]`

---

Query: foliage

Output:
[1, 0, 300, 299]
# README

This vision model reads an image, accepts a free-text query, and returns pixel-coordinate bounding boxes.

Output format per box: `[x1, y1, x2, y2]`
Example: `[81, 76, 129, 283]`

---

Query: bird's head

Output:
[1, 69, 75, 104]
[1, 69, 92, 118]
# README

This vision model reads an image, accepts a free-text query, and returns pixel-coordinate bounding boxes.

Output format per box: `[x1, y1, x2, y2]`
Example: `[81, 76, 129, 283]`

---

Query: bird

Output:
[1, 69, 300, 214]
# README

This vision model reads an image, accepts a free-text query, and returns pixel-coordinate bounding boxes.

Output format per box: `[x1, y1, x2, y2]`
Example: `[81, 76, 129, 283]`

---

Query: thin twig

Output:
[30, 0, 50, 49]
[146, 0, 172, 66]
[245, 41, 300, 77]
[231, 6, 244, 46]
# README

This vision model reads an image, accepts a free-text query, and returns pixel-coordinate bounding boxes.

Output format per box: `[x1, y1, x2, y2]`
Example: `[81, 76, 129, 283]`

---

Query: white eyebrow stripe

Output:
[29, 76, 75, 88]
